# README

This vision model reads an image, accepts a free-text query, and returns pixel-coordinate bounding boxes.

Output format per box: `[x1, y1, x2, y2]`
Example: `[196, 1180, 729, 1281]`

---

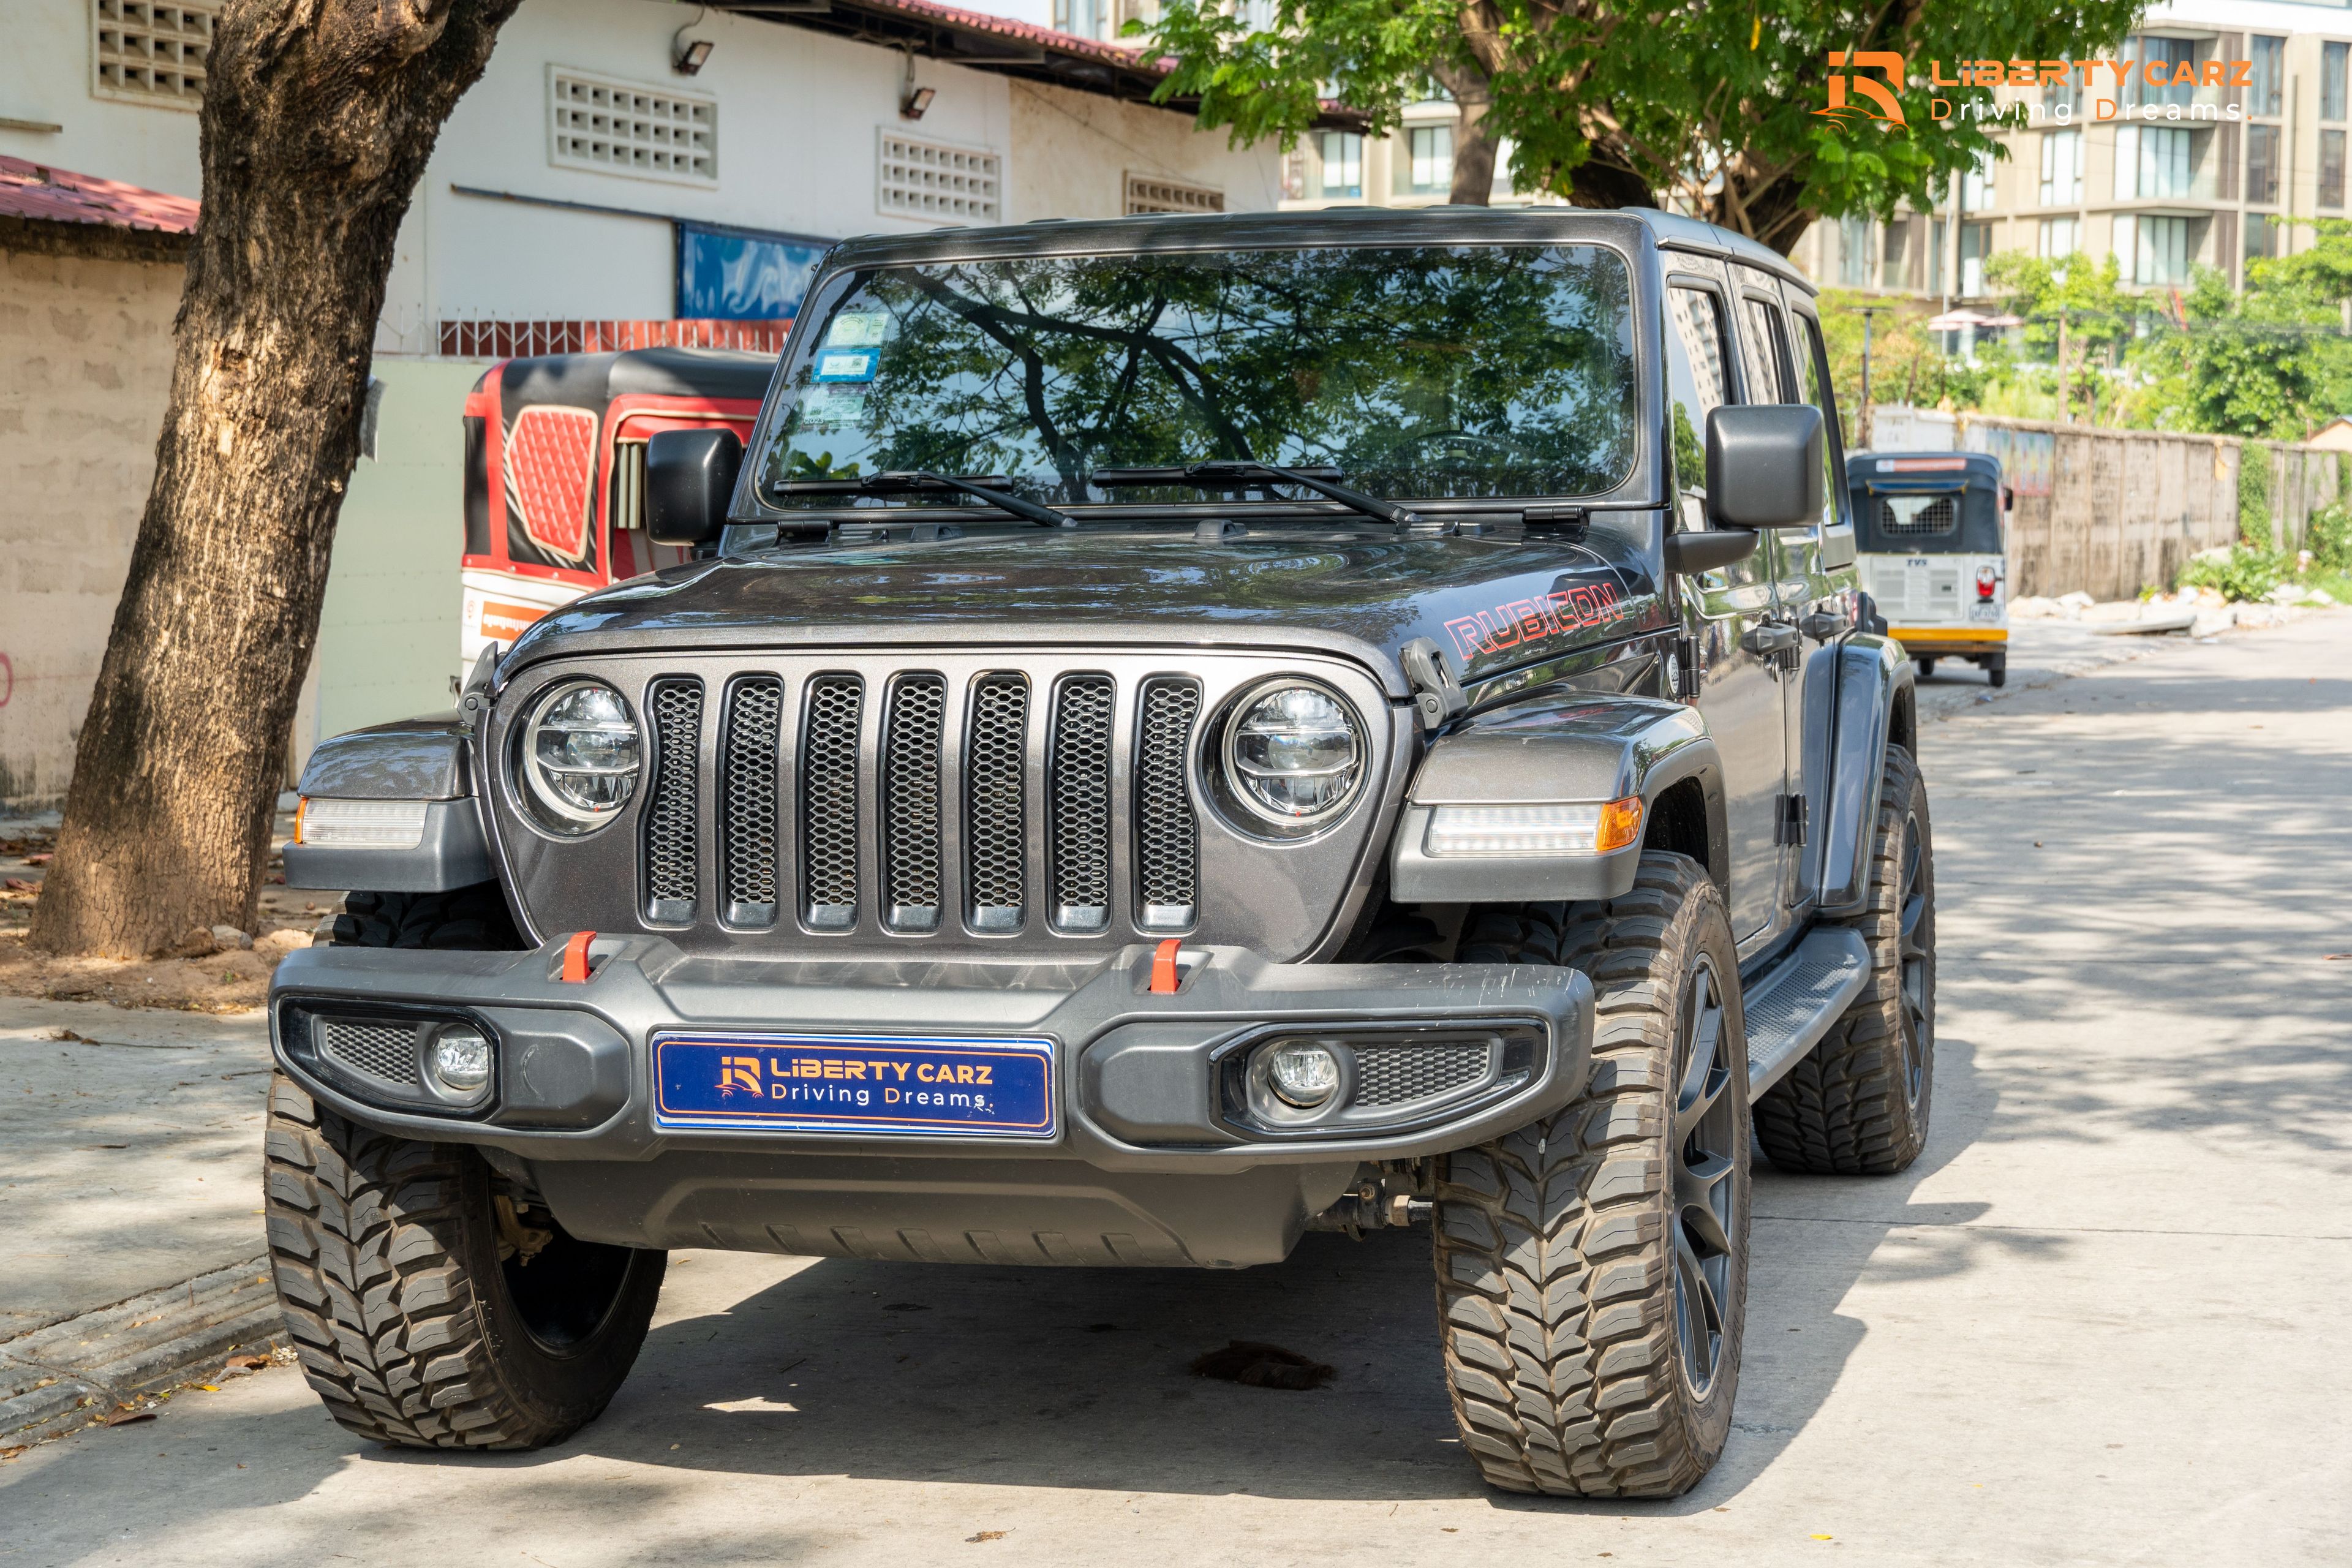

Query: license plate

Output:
[652, 1033, 1057, 1139]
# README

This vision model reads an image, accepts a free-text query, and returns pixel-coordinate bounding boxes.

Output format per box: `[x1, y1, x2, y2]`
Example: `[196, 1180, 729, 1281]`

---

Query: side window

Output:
[1793, 312, 1850, 535]
[1740, 298, 1795, 404]
[1664, 285, 1732, 532]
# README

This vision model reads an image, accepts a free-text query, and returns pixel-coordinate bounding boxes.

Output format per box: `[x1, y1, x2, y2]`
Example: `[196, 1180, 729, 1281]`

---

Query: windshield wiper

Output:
[1091, 461, 1419, 527]
[775, 470, 1073, 529]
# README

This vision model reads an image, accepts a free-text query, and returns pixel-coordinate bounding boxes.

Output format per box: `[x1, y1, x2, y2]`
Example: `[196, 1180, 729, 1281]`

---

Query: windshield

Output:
[756, 244, 1637, 511]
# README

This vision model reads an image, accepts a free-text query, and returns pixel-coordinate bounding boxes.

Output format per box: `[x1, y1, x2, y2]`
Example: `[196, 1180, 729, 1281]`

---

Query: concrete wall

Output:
[304, 360, 492, 763]
[1005, 78, 1282, 221]
[1874, 409, 2346, 600]
[0, 241, 182, 807]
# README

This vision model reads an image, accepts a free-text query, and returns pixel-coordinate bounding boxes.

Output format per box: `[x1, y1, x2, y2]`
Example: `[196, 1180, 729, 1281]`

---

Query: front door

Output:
[1664, 277, 1789, 942]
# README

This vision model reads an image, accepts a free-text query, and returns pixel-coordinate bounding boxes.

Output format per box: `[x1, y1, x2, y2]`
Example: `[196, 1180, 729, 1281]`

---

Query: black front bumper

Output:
[270, 940, 1592, 1268]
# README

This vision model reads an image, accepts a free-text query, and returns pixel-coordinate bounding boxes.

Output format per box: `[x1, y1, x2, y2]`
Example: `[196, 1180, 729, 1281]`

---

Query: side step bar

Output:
[1742, 927, 1872, 1096]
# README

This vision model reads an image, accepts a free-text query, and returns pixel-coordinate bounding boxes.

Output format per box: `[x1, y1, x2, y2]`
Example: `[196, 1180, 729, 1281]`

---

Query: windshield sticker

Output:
[813, 347, 880, 383]
[1444, 581, 1628, 660]
[801, 384, 870, 427]
[826, 311, 891, 348]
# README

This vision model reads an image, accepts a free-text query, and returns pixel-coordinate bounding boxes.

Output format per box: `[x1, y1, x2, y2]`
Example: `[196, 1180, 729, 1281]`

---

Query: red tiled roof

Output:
[0, 155, 198, 235]
[846, 0, 1174, 72]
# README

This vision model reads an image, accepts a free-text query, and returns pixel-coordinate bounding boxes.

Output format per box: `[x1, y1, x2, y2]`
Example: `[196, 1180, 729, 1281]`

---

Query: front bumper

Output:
[270, 940, 1592, 1268]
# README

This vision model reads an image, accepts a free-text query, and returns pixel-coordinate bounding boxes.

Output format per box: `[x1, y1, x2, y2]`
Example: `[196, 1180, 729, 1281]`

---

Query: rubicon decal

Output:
[1445, 581, 1628, 661]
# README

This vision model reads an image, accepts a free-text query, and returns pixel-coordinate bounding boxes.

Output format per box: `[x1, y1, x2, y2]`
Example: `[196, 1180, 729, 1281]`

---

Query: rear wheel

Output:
[1915, 657, 1937, 679]
[1986, 655, 2008, 688]
[1754, 745, 1936, 1175]
[1434, 854, 1751, 1498]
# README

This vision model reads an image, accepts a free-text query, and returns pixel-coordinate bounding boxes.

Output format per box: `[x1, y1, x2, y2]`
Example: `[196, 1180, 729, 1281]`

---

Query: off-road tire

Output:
[332, 884, 521, 951]
[265, 1075, 667, 1449]
[1435, 853, 1751, 1498]
[1754, 745, 1936, 1175]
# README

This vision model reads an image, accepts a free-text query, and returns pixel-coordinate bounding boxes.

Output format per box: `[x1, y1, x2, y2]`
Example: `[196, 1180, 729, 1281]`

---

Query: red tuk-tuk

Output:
[459, 347, 774, 672]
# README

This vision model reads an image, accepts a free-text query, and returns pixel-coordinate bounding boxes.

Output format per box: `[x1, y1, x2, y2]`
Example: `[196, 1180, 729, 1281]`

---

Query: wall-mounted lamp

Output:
[673, 26, 714, 75]
[900, 48, 934, 119]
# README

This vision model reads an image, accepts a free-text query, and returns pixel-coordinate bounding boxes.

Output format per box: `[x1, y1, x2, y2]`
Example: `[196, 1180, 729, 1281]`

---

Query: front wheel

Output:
[1435, 854, 1751, 1498]
[264, 1075, 666, 1449]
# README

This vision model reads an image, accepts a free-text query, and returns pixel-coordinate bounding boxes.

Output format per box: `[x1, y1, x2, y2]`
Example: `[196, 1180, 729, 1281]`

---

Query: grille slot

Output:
[883, 674, 947, 932]
[1352, 1042, 1491, 1107]
[799, 674, 864, 930]
[1134, 678, 1200, 930]
[966, 674, 1029, 931]
[1049, 676, 1114, 932]
[319, 1019, 422, 1088]
[720, 677, 782, 927]
[643, 679, 704, 922]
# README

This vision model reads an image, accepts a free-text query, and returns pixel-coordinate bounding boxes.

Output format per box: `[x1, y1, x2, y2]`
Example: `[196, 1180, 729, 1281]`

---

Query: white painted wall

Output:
[0, 0, 205, 198]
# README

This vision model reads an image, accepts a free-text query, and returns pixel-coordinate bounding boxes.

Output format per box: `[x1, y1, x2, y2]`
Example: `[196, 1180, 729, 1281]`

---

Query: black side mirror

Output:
[646, 428, 744, 546]
[1704, 405, 1823, 529]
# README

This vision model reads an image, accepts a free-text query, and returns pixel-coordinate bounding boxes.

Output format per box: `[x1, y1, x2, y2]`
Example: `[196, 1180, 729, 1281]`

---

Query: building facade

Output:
[0, 0, 1287, 805]
[1790, 0, 2352, 301]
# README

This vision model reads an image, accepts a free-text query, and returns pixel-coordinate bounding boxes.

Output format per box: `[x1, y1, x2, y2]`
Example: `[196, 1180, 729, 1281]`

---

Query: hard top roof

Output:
[821, 206, 1814, 294]
[1848, 450, 2005, 486]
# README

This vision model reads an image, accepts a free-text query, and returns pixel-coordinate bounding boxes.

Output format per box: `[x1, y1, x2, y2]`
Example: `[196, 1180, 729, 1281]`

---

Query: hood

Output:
[504, 523, 1669, 689]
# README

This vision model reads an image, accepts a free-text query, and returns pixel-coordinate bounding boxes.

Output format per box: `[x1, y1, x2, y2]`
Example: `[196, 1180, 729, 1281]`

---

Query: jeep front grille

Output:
[609, 665, 1220, 940]
[318, 1018, 420, 1087]
[644, 679, 703, 923]
[1049, 674, 1114, 932]
[966, 674, 1029, 930]
[720, 677, 782, 927]
[883, 674, 947, 932]
[1135, 678, 1202, 929]
[800, 675, 865, 930]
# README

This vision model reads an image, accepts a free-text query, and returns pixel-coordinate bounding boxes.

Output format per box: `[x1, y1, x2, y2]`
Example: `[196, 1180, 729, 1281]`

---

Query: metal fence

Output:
[372, 306, 793, 361]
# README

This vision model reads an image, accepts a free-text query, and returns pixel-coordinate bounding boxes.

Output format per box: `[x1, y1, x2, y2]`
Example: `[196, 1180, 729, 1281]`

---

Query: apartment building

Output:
[1790, 0, 2352, 301]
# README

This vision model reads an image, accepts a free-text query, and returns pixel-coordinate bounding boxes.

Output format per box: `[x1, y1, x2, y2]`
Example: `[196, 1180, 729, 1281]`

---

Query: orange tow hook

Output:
[561, 930, 596, 984]
[1149, 938, 1182, 994]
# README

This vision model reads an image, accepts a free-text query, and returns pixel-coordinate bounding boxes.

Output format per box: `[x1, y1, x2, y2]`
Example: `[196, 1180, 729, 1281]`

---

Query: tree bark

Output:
[29, 0, 519, 958]
[1432, 62, 1498, 205]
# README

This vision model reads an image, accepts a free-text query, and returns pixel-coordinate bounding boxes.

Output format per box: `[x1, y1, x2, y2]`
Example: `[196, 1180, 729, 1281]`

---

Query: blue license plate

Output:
[651, 1033, 1057, 1139]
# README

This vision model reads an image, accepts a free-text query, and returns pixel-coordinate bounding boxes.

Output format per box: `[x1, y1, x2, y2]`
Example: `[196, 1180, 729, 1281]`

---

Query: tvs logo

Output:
[1817, 50, 1906, 127]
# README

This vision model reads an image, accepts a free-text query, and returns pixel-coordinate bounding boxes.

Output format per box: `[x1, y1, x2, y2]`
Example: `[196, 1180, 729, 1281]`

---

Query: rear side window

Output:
[1739, 298, 1795, 404]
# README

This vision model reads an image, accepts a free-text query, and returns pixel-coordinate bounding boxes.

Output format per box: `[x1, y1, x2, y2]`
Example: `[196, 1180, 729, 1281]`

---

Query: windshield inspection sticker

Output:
[812, 347, 880, 383]
[826, 311, 891, 347]
[653, 1033, 1057, 1139]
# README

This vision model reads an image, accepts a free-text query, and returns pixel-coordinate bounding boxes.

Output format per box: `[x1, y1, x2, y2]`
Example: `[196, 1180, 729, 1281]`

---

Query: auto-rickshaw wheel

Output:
[1986, 655, 2007, 688]
[1915, 657, 1937, 679]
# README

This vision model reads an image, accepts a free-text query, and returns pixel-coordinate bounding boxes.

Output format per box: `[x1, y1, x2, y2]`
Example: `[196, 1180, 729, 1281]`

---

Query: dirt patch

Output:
[0, 824, 341, 1012]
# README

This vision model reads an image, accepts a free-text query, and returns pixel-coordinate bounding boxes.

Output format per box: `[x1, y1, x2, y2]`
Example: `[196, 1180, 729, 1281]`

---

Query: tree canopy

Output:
[1142, 0, 2138, 253]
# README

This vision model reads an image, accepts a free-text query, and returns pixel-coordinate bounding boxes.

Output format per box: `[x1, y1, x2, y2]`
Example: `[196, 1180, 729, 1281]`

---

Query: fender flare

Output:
[283, 715, 494, 893]
[1389, 696, 1727, 903]
[1811, 634, 1915, 917]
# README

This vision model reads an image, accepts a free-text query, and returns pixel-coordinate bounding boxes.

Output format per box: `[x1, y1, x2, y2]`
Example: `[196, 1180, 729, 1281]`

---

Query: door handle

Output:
[1740, 621, 1801, 657]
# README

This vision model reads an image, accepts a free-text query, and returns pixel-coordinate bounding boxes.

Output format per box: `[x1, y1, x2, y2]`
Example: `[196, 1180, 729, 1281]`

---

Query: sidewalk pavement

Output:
[0, 1000, 277, 1444]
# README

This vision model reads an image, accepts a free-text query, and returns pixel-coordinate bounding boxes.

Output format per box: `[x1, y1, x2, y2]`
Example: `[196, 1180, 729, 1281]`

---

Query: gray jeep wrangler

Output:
[272, 207, 1931, 1499]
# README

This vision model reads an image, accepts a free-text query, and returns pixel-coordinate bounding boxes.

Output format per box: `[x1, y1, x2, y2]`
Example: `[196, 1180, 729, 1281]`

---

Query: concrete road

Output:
[0, 1001, 272, 1336]
[3, 616, 2348, 1566]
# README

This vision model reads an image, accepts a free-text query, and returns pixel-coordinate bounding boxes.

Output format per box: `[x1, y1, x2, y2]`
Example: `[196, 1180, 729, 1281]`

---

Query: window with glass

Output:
[1838, 215, 1871, 287]
[1318, 132, 1363, 198]
[756, 245, 1642, 511]
[1662, 285, 1759, 576]
[1403, 124, 1453, 195]
[1793, 315, 1849, 536]
[1739, 298, 1793, 404]
[2328, 42, 2350, 123]
[1927, 217, 1947, 297]
[2245, 213, 2277, 262]
[1959, 222, 1991, 297]
[2046, 75, 2079, 116]
[2128, 36, 2198, 111]
[2040, 217, 2078, 260]
[2251, 36, 2285, 118]
[1880, 221, 1909, 292]
[2248, 124, 2282, 206]
[2122, 215, 2190, 287]
[2040, 129, 2082, 206]
[2136, 127, 2193, 201]
[2325, 130, 2348, 210]
[1961, 148, 1996, 211]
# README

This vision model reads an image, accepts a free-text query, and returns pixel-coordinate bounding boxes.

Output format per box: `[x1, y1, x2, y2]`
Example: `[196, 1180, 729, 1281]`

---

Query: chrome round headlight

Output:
[519, 679, 641, 832]
[1222, 680, 1362, 826]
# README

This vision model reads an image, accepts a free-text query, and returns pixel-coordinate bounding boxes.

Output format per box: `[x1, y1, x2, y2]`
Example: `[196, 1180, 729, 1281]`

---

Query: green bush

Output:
[2179, 545, 2290, 602]
[2237, 453, 2273, 548]
[2305, 502, 2352, 572]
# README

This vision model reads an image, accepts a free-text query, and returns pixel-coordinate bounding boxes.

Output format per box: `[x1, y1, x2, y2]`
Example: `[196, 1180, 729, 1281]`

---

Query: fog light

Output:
[431, 1025, 492, 1095]
[1267, 1041, 1341, 1107]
